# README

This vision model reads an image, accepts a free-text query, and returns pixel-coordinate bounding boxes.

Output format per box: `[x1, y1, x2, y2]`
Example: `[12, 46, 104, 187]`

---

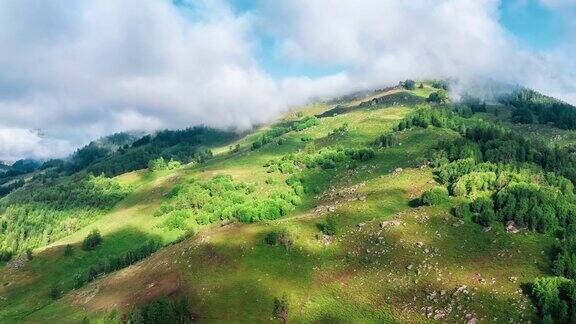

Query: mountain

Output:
[1, 81, 576, 323]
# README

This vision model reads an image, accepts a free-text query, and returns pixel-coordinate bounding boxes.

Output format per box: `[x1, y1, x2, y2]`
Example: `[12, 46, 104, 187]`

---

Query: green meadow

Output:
[1, 82, 574, 323]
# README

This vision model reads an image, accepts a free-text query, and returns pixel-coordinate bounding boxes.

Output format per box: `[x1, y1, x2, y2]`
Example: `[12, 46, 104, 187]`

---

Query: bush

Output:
[49, 283, 61, 300]
[427, 91, 448, 103]
[82, 229, 103, 251]
[273, 294, 289, 321]
[432, 80, 449, 90]
[320, 215, 337, 236]
[375, 134, 396, 148]
[470, 196, 495, 226]
[301, 134, 313, 142]
[0, 250, 13, 262]
[452, 203, 472, 219]
[264, 229, 293, 251]
[420, 186, 449, 205]
[148, 157, 167, 172]
[403, 80, 416, 90]
[63, 244, 74, 256]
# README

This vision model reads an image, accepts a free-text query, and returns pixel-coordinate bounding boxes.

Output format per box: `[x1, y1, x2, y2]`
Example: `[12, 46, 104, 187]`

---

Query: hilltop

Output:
[1, 81, 576, 323]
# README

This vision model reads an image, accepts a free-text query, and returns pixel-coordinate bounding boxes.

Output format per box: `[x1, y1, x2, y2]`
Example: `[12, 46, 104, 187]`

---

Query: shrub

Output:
[82, 229, 103, 251]
[420, 186, 449, 205]
[375, 134, 396, 148]
[273, 294, 289, 322]
[264, 229, 293, 251]
[403, 80, 416, 90]
[453, 203, 472, 219]
[320, 215, 337, 236]
[148, 157, 168, 172]
[167, 159, 182, 170]
[470, 196, 495, 226]
[301, 134, 313, 142]
[0, 250, 13, 262]
[427, 91, 448, 103]
[49, 283, 61, 300]
[432, 80, 449, 90]
[64, 244, 74, 256]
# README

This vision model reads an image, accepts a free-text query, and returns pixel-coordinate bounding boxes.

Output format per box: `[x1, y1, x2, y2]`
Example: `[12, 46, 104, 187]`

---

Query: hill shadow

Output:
[316, 91, 424, 118]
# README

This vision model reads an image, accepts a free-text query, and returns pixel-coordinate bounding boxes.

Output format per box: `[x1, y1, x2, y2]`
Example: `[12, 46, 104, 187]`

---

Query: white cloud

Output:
[0, 0, 574, 161]
[261, 0, 576, 103]
[0, 128, 71, 162]
[0, 0, 285, 161]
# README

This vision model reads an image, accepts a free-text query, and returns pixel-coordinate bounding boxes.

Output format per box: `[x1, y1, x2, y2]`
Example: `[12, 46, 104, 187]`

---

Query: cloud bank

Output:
[0, 0, 574, 161]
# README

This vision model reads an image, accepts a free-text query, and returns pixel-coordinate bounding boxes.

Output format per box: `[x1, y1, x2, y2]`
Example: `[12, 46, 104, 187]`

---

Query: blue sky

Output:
[500, 0, 570, 49]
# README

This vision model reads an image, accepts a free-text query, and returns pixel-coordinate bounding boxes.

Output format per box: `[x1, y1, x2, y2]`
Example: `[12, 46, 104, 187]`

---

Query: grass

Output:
[0, 85, 557, 323]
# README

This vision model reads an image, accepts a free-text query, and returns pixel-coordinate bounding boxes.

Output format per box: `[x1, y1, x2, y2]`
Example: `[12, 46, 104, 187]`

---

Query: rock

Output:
[407, 264, 414, 270]
[7, 255, 28, 272]
[467, 317, 477, 324]
[509, 276, 518, 283]
[392, 167, 403, 176]
[506, 221, 520, 234]
[381, 220, 402, 228]
[357, 222, 366, 227]
[453, 219, 465, 227]
[359, 195, 366, 202]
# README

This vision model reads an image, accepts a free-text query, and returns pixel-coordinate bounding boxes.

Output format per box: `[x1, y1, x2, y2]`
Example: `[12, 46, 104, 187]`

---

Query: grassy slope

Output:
[0, 84, 552, 323]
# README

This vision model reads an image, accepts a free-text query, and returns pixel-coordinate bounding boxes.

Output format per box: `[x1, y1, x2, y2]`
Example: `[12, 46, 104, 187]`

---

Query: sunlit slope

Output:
[1, 82, 561, 323]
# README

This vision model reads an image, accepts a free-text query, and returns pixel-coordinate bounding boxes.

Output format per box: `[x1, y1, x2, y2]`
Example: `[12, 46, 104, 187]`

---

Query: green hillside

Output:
[2, 81, 576, 323]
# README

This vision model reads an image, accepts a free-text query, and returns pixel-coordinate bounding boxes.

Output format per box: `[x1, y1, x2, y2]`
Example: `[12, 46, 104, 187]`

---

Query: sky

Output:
[0, 0, 575, 162]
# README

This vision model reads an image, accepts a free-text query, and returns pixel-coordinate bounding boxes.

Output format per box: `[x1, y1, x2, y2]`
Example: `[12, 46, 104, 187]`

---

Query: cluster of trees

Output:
[431, 80, 449, 90]
[396, 105, 576, 284]
[0, 159, 41, 178]
[395, 106, 455, 131]
[501, 89, 576, 130]
[251, 116, 320, 150]
[529, 277, 576, 323]
[73, 240, 161, 289]
[39, 127, 231, 177]
[404, 106, 576, 185]
[84, 127, 227, 177]
[0, 174, 130, 255]
[265, 147, 375, 174]
[147, 157, 182, 172]
[126, 296, 192, 324]
[553, 227, 576, 279]
[155, 175, 302, 226]
[0, 179, 25, 197]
